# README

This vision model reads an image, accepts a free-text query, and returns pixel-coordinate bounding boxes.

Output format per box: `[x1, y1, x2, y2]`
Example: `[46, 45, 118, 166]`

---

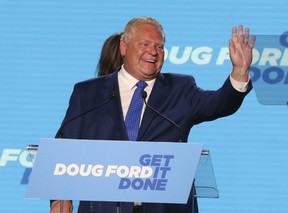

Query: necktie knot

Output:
[136, 81, 147, 90]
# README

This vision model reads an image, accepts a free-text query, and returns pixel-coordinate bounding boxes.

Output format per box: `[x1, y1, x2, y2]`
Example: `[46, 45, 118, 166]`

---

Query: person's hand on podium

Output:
[50, 200, 73, 213]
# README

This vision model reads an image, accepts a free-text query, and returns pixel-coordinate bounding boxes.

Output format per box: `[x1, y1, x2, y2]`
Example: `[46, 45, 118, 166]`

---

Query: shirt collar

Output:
[119, 65, 155, 91]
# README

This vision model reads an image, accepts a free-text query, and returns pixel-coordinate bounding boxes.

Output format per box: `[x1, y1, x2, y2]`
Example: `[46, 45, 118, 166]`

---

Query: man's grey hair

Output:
[121, 16, 166, 43]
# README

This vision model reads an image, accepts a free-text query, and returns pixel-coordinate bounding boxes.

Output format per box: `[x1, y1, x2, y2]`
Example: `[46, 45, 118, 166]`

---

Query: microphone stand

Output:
[142, 91, 184, 142]
[55, 91, 119, 138]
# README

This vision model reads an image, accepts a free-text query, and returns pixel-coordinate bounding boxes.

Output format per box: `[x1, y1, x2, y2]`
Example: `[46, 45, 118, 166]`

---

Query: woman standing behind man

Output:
[96, 32, 124, 76]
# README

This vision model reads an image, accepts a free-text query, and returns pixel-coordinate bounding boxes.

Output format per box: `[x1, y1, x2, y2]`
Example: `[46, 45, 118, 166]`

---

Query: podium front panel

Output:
[26, 138, 203, 204]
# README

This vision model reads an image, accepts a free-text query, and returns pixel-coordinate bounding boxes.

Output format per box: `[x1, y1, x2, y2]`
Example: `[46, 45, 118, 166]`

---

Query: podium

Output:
[25, 139, 219, 210]
[194, 150, 219, 198]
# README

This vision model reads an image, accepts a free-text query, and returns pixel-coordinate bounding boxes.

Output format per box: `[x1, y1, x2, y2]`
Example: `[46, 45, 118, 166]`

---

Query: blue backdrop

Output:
[1, 0, 288, 212]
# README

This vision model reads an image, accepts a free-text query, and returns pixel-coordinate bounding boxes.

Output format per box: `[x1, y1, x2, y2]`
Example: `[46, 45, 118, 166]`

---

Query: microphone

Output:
[141, 91, 184, 142]
[55, 90, 119, 138]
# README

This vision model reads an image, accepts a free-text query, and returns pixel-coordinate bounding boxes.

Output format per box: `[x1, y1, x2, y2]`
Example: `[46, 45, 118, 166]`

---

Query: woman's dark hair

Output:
[97, 32, 124, 76]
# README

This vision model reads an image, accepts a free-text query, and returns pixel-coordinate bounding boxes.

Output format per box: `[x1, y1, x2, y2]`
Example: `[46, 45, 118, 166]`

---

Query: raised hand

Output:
[229, 25, 256, 82]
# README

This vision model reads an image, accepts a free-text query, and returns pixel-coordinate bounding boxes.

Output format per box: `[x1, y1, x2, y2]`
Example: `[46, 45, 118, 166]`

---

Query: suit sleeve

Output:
[187, 76, 252, 124]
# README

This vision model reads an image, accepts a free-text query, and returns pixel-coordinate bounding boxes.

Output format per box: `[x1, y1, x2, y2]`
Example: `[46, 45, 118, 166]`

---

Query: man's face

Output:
[120, 24, 165, 81]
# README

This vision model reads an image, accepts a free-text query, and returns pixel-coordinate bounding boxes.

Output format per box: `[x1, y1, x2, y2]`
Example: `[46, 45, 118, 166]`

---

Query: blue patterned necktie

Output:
[125, 81, 148, 141]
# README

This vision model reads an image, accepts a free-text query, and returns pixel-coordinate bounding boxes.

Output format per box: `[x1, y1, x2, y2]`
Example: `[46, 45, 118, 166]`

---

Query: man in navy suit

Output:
[50, 16, 256, 213]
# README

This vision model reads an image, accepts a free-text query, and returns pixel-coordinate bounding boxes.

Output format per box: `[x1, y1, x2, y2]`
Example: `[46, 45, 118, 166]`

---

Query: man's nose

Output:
[147, 45, 158, 55]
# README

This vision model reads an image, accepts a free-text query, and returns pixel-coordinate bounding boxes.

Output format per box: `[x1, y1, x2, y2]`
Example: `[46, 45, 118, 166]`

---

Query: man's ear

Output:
[119, 40, 126, 57]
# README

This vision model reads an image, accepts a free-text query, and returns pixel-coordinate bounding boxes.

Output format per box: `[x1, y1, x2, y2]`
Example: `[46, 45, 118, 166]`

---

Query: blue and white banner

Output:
[26, 139, 203, 203]
[251, 34, 288, 105]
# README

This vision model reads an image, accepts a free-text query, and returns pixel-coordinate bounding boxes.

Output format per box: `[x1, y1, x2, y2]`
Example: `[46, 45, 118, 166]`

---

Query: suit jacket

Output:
[60, 71, 252, 213]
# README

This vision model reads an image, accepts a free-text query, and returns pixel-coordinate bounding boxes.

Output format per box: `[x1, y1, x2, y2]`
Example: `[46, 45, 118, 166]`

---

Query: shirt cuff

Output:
[229, 75, 249, 93]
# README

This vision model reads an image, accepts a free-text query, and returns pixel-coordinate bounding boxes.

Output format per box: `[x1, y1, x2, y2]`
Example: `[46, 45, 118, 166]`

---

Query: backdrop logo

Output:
[0, 148, 34, 184]
[53, 154, 174, 191]
[164, 46, 215, 65]
[250, 32, 288, 84]
[163, 46, 233, 65]
[249, 32, 288, 104]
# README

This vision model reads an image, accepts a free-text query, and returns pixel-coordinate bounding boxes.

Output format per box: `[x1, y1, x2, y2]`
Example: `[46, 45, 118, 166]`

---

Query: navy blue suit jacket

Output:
[60, 71, 252, 213]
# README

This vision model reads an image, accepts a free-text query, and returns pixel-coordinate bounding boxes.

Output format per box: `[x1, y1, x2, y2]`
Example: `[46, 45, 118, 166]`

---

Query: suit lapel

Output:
[138, 73, 169, 140]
